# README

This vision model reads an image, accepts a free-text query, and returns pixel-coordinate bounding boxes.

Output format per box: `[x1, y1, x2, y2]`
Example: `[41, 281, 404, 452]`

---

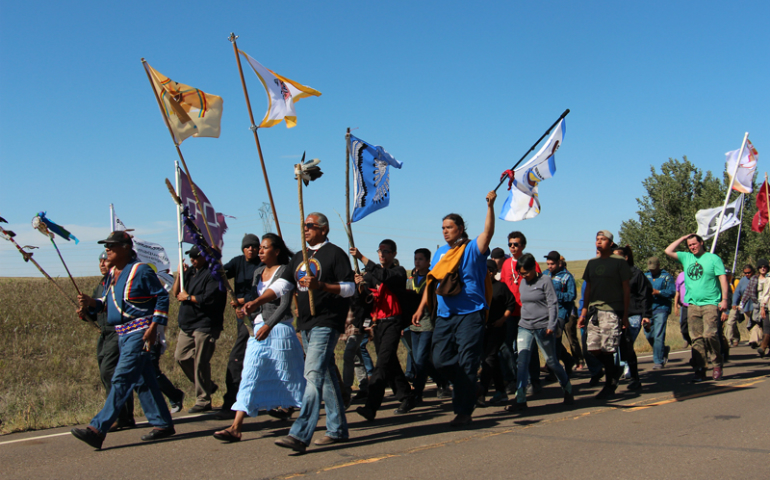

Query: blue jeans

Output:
[645, 309, 669, 365]
[432, 311, 485, 415]
[360, 336, 374, 376]
[516, 327, 571, 402]
[411, 330, 446, 396]
[90, 330, 173, 436]
[617, 315, 643, 369]
[289, 327, 348, 445]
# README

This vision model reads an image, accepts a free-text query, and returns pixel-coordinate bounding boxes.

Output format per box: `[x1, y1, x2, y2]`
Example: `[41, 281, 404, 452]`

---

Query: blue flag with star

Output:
[349, 134, 403, 222]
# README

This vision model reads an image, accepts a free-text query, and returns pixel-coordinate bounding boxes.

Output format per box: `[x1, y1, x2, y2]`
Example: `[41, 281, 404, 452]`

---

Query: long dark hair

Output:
[262, 233, 294, 265]
[614, 244, 635, 267]
[442, 213, 469, 241]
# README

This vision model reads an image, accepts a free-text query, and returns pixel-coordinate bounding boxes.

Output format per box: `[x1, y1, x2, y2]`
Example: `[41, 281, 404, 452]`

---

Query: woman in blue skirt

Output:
[214, 233, 306, 442]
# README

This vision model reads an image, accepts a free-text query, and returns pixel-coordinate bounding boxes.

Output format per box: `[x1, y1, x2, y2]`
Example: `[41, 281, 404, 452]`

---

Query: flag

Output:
[349, 135, 403, 222]
[752, 180, 770, 233]
[499, 119, 565, 222]
[110, 207, 171, 272]
[144, 62, 223, 145]
[725, 139, 758, 193]
[240, 51, 321, 128]
[32, 212, 79, 243]
[178, 169, 228, 249]
[695, 195, 744, 240]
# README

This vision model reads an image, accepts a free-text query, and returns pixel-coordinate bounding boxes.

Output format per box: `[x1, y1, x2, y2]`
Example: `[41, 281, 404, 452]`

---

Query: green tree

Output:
[619, 156, 770, 276]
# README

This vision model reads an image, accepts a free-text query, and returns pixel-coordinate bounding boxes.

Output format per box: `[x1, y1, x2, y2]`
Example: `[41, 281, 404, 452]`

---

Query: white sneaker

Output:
[622, 365, 631, 380]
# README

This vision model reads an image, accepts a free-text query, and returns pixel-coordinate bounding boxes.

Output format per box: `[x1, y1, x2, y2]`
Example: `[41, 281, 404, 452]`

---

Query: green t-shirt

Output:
[677, 251, 725, 306]
[582, 255, 632, 312]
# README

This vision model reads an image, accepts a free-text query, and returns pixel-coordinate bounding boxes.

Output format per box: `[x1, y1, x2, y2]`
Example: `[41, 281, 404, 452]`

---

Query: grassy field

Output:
[0, 269, 749, 435]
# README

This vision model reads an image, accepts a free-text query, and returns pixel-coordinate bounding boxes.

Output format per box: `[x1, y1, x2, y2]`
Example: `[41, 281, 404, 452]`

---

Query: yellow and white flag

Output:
[240, 50, 321, 128]
[144, 61, 223, 144]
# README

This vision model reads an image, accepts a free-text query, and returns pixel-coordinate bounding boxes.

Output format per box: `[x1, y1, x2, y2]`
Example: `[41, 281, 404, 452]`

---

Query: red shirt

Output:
[500, 256, 542, 317]
[370, 283, 402, 320]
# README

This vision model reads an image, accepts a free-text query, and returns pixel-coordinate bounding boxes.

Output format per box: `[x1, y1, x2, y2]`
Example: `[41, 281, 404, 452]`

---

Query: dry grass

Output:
[0, 269, 749, 434]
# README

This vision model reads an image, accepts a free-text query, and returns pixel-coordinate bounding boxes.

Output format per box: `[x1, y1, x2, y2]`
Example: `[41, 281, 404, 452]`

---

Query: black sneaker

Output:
[141, 427, 175, 442]
[71, 427, 104, 449]
[355, 406, 376, 421]
[589, 370, 604, 387]
[595, 383, 617, 399]
[394, 397, 416, 415]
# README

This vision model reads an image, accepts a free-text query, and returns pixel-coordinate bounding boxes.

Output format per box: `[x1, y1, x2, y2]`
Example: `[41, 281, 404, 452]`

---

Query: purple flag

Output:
[179, 170, 228, 249]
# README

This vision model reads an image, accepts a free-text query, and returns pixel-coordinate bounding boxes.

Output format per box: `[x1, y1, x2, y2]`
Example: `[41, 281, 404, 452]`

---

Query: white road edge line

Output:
[0, 412, 213, 447]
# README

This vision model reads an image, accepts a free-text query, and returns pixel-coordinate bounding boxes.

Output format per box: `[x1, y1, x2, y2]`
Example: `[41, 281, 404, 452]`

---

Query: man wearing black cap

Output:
[490, 247, 507, 281]
[172, 245, 227, 413]
[217, 233, 263, 419]
[83, 250, 135, 431]
[72, 231, 174, 449]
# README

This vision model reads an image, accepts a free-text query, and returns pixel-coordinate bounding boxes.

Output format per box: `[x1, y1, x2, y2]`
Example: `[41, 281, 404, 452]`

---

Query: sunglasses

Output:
[743, 271, 753, 275]
[104, 243, 121, 249]
[304, 222, 321, 229]
[508, 242, 521, 248]
[377, 249, 393, 254]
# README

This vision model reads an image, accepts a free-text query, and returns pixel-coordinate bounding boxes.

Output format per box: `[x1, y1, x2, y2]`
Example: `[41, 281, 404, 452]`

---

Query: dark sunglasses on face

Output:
[744, 271, 753, 275]
[304, 222, 320, 229]
[509, 242, 521, 248]
[377, 249, 392, 254]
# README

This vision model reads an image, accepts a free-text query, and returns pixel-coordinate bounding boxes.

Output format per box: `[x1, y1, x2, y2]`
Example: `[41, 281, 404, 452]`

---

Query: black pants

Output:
[480, 324, 506, 395]
[365, 317, 412, 412]
[221, 322, 250, 409]
[97, 330, 133, 423]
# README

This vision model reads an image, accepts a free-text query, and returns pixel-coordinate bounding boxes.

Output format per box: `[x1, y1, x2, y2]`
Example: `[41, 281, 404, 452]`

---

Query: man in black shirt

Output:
[172, 245, 227, 413]
[270, 212, 355, 453]
[217, 234, 262, 419]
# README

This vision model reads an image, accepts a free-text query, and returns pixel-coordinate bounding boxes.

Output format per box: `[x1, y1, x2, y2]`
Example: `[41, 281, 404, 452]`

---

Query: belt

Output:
[115, 316, 152, 336]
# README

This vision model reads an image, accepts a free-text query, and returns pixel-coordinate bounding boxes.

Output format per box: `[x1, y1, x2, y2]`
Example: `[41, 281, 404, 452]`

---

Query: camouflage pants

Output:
[586, 310, 621, 354]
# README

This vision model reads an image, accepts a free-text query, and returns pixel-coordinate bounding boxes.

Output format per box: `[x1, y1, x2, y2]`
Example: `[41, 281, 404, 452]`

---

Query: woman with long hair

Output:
[506, 253, 573, 411]
[213, 233, 306, 442]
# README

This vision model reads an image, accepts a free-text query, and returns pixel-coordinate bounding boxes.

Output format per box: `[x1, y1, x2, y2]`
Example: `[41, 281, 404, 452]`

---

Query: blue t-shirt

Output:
[431, 238, 490, 317]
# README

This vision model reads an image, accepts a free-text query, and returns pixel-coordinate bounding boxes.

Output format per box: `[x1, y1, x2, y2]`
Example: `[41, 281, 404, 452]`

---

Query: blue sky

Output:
[1, 1, 768, 277]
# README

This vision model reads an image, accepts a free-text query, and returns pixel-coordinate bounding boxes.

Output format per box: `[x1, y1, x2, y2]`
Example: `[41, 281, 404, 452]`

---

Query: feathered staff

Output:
[164, 179, 255, 337]
[295, 153, 324, 315]
[32, 212, 81, 296]
[1, 217, 98, 330]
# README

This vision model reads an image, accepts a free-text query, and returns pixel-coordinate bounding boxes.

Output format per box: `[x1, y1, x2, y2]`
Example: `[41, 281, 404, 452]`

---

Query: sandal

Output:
[213, 428, 241, 442]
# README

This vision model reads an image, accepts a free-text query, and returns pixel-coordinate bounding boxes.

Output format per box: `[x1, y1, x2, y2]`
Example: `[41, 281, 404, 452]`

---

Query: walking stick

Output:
[1, 224, 98, 331]
[31, 215, 81, 296]
[294, 153, 324, 316]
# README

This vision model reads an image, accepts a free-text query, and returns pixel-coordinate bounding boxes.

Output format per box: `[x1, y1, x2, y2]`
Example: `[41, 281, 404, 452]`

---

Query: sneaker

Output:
[489, 392, 509, 405]
[563, 391, 574, 405]
[169, 393, 185, 414]
[589, 370, 605, 387]
[691, 370, 708, 383]
[627, 379, 642, 391]
[187, 404, 212, 414]
[595, 383, 617, 399]
[749, 342, 758, 349]
[355, 406, 376, 421]
[712, 365, 723, 381]
[652, 363, 664, 370]
[141, 427, 175, 442]
[622, 365, 631, 380]
[449, 414, 472, 427]
[275, 435, 307, 454]
[71, 427, 104, 449]
[437, 386, 453, 400]
[757, 348, 767, 359]
[663, 346, 671, 366]
[214, 409, 236, 420]
[394, 397, 416, 415]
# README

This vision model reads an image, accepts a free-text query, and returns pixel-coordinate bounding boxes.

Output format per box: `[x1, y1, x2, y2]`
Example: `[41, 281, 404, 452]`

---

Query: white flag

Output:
[240, 50, 321, 128]
[725, 139, 758, 194]
[110, 207, 171, 272]
[696, 195, 744, 240]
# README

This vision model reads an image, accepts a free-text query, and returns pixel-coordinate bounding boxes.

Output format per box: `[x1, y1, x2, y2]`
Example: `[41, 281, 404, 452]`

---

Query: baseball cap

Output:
[544, 250, 561, 262]
[185, 245, 201, 258]
[97, 231, 133, 246]
[596, 230, 614, 242]
[490, 247, 506, 259]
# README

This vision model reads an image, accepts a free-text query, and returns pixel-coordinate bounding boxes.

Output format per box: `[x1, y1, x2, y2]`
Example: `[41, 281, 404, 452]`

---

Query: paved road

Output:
[3, 345, 769, 479]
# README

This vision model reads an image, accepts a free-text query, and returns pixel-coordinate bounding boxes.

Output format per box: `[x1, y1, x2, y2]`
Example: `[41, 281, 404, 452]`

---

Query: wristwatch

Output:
[187, 295, 191, 302]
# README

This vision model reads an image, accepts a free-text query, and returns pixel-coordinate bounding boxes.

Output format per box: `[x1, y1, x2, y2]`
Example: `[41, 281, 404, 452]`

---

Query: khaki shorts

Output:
[586, 310, 621, 354]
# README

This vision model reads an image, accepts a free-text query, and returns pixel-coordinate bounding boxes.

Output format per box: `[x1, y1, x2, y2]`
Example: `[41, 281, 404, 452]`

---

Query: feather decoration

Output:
[32, 212, 79, 244]
[294, 152, 323, 186]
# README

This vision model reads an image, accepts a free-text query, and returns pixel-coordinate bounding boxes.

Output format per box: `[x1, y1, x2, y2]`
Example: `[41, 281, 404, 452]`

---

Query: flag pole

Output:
[47, 236, 82, 296]
[297, 171, 316, 315]
[765, 173, 770, 235]
[345, 128, 361, 274]
[110, 203, 116, 231]
[494, 109, 570, 192]
[174, 161, 185, 288]
[711, 132, 749, 253]
[730, 194, 745, 275]
[140, 58, 216, 247]
[228, 33, 282, 238]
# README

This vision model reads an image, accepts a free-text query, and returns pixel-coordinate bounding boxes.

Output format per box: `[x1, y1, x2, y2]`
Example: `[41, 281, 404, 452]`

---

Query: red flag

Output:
[752, 180, 770, 233]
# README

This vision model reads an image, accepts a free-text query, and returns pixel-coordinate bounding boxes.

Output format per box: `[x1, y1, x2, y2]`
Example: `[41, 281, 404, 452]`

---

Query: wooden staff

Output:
[2, 229, 98, 331]
[297, 170, 315, 315]
[765, 173, 770, 231]
[47, 236, 81, 296]
[345, 128, 361, 274]
[228, 33, 282, 238]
